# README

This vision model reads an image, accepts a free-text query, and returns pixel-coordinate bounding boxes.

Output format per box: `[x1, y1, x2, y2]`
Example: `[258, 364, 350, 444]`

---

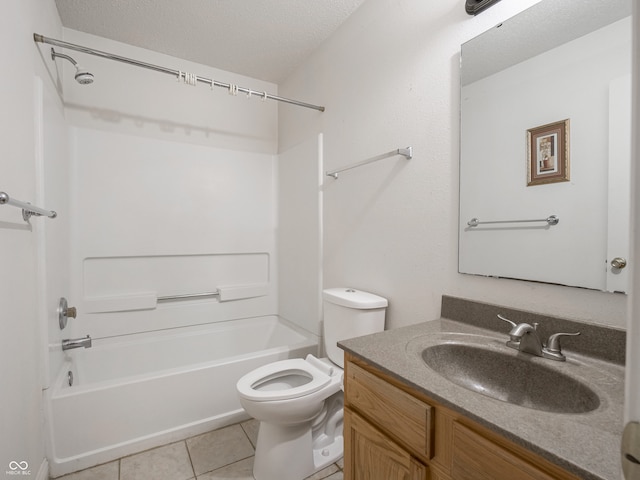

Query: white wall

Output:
[279, 0, 628, 329]
[1, 1, 66, 478]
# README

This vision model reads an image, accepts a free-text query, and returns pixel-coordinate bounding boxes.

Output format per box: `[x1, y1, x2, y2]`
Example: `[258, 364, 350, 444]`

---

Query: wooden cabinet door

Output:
[451, 422, 558, 480]
[344, 407, 428, 480]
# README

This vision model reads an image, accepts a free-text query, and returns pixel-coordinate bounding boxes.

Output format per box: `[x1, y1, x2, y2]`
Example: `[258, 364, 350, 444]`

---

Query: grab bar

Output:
[0, 191, 57, 221]
[326, 146, 413, 179]
[467, 215, 559, 227]
[157, 291, 220, 302]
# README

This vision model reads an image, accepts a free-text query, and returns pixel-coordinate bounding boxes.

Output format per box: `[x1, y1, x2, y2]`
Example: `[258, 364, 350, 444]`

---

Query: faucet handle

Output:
[546, 332, 581, 353]
[497, 314, 517, 328]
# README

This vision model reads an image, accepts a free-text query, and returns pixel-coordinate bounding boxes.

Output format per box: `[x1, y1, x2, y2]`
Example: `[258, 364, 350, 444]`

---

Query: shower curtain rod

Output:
[33, 34, 325, 112]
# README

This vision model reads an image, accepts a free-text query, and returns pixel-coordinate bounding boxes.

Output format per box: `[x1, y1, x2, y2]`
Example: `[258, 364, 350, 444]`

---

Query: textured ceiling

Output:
[54, 0, 366, 83]
[462, 0, 631, 85]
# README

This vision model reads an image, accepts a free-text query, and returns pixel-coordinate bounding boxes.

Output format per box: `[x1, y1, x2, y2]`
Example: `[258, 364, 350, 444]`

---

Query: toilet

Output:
[236, 288, 388, 480]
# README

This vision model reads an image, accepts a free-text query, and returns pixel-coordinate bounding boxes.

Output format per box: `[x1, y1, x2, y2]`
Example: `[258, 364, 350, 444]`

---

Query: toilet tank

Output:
[322, 288, 388, 368]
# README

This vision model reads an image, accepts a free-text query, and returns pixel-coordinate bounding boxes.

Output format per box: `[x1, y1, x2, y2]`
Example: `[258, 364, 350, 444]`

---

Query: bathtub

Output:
[46, 315, 318, 477]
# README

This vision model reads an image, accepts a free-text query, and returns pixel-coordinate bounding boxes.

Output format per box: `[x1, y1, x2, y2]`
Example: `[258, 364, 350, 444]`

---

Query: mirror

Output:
[459, 0, 632, 293]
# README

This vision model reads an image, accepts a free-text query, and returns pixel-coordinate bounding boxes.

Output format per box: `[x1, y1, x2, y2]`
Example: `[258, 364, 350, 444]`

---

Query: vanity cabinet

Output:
[343, 353, 581, 480]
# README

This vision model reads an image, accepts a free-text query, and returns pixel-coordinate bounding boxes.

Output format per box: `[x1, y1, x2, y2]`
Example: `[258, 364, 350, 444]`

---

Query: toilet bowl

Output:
[237, 355, 343, 425]
[236, 288, 387, 480]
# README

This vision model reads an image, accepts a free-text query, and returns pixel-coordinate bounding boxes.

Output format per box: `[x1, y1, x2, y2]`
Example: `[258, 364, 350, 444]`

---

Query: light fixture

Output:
[465, 0, 502, 15]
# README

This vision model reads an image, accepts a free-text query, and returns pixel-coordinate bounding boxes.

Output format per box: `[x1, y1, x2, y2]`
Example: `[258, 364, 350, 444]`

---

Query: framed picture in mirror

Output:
[527, 119, 570, 186]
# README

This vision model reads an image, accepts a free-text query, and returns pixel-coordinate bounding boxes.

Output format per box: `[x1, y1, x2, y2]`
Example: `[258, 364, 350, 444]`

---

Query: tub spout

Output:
[62, 335, 92, 351]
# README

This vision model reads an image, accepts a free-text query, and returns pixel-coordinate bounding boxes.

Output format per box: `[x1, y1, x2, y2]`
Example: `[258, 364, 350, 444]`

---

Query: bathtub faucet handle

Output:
[58, 297, 77, 330]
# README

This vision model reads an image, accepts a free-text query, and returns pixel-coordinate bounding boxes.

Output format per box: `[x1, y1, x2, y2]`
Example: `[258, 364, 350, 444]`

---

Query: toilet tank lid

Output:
[323, 288, 388, 309]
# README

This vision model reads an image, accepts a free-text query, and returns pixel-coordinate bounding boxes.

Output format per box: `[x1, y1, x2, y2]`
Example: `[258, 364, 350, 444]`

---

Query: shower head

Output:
[74, 67, 94, 85]
[51, 48, 94, 85]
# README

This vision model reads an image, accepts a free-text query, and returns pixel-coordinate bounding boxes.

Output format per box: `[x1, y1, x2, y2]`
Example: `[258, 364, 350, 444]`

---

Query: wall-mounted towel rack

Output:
[467, 215, 559, 227]
[326, 146, 413, 179]
[0, 191, 57, 221]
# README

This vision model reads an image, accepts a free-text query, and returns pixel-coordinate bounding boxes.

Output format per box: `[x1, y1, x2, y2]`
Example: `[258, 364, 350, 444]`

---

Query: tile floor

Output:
[53, 418, 343, 480]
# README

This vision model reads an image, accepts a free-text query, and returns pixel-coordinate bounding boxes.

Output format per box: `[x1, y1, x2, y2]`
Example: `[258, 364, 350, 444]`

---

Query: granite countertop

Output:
[339, 318, 624, 480]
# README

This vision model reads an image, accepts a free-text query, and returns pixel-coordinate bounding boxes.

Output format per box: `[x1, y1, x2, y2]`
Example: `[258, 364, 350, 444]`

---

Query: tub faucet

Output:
[497, 315, 580, 362]
[62, 335, 92, 351]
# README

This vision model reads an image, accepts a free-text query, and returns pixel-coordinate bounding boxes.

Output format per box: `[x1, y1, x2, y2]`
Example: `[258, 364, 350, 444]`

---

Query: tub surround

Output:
[338, 297, 624, 480]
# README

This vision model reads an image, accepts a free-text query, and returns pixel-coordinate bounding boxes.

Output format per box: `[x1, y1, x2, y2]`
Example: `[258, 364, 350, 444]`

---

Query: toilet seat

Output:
[237, 357, 338, 402]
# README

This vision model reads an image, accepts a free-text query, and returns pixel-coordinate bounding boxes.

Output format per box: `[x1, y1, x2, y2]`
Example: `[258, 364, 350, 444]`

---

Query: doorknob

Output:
[612, 257, 628, 269]
[622, 421, 640, 478]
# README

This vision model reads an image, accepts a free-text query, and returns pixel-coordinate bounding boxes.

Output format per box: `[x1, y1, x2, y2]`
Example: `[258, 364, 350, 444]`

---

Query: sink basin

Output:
[421, 343, 600, 414]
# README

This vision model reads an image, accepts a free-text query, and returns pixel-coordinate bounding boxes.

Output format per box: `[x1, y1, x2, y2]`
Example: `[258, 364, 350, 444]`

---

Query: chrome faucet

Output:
[497, 314, 580, 362]
[62, 335, 92, 351]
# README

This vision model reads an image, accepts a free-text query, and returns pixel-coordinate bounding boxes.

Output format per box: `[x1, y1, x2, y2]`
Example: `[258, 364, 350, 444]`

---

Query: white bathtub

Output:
[46, 316, 318, 477]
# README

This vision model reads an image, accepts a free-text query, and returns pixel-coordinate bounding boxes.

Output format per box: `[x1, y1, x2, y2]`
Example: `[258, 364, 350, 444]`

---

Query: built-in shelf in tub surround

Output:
[338, 296, 624, 480]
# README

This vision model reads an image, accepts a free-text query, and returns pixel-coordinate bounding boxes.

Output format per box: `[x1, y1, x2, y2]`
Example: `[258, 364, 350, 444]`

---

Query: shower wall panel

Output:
[278, 135, 323, 336]
[68, 127, 277, 339]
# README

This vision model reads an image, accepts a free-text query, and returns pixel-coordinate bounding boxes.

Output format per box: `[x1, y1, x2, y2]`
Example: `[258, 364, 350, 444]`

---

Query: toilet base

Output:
[252, 421, 343, 480]
[312, 433, 343, 471]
